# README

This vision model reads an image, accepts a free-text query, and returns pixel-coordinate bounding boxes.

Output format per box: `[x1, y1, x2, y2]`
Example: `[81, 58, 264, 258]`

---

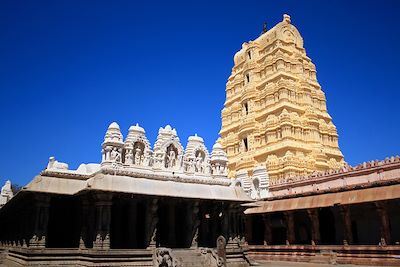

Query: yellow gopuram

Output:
[219, 14, 345, 182]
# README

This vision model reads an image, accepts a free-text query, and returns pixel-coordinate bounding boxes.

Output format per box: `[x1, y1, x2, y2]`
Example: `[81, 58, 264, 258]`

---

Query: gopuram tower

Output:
[220, 14, 344, 182]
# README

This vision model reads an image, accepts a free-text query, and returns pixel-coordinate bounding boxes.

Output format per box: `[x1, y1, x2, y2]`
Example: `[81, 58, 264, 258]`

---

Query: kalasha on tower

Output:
[220, 14, 345, 182]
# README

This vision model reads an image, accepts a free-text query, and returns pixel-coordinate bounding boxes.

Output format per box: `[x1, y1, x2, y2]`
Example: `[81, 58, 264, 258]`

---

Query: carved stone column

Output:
[262, 214, 272, 245]
[283, 211, 295, 245]
[29, 194, 50, 248]
[239, 213, 246, 243]
[221, 204, 230, 240]
[339, 205, 353, 245]
[244, 216, 252, 245]
[307, 209, 320, 245]
[211, 205, 220, 243]
[375, 202, 391, 245]
[127, 199, 138, 248]
[145, 198, 158, 249]
[190, 201, 200, 248]
[79, 195, 91, 249]
[230, 205, 239, 240]
[93, 193, 112, 249]
[168, 200, 176, 247]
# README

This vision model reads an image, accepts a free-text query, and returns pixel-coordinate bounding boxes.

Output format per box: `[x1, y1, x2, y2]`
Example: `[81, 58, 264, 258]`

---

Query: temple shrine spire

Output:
[219, 14, 345, 182]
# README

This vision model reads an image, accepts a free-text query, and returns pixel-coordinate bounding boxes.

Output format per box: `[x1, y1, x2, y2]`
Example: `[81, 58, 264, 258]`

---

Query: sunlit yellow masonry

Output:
[219, 14, 344, 182]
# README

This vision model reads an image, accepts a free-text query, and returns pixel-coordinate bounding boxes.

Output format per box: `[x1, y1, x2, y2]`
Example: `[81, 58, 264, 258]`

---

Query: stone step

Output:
[171, 249, 212, 267]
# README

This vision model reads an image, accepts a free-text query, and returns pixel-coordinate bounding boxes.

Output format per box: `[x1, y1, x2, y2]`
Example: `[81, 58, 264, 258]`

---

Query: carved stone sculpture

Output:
[167, 150, 176, 168]
[0, 180, 13, 207]
[216, 236, 227, 267]
[47, 156, 68, 170]
[134, 147, 142, 165]
[155, 248, 177, 267]
[125, 150, 133, 165]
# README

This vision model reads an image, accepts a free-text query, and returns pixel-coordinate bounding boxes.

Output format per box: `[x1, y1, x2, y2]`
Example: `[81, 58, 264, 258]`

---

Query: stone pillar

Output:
[168, 200, 176, 247]
[375, 202, 391, 245]
[211, 205, 220, 244]
[93, 193, 112, 249]
[231, 206, 239, 240]
[190, 201, 200, 248]
[217, 236, 227, 267]
[221, 204, 230, 240]
[127, 199, 138, 248]
[79, 196, 90, 249]
[283, 211, 295, 245]
[22, 209, 30, 247]
[262, 214, 272, 245]
[307, 209, 320, 245]
[29, 195, 50, 248]
[239, 213, 246, 242]
[244, 216, 252, 245]
[145, 198, 158, 249]
[339, 205, 353, 245]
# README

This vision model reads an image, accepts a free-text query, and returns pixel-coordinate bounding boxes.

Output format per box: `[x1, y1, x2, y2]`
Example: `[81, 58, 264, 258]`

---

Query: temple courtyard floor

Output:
[254, 262, 393, 267]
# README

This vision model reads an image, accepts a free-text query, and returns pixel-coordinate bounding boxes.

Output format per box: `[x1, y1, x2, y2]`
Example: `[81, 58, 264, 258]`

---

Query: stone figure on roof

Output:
[111, 148, 121, 163]
[196, 154, 203, 173]
[0, 180, 14, 207]
[47, 157, 69, 170]
[143, 149, 151, 167]
[167, 150, 176, 168]
[134, 147, 142, 165]
[125, 150, 133, 165]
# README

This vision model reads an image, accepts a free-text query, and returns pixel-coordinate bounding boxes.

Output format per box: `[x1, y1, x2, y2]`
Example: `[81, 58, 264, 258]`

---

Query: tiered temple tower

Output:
[219, 14, 344, 182]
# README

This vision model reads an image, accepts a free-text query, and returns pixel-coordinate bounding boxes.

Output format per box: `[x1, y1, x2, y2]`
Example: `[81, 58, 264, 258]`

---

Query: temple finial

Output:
[283, 14, 291, 23]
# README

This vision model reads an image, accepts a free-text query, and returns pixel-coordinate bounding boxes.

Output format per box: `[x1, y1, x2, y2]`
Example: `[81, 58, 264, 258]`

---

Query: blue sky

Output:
[0, 0, 399, 186]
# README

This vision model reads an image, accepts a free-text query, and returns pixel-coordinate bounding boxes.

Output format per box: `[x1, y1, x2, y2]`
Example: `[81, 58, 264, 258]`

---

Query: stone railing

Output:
[268, 156, 400, 197]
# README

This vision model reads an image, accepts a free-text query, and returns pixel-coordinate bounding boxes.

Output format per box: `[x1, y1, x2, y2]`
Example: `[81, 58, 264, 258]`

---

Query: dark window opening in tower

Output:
[244, 102, 249, 115]
[246, 74, 250, 83]
[243, 138, 248, 151]
[248, 51, 251, 59]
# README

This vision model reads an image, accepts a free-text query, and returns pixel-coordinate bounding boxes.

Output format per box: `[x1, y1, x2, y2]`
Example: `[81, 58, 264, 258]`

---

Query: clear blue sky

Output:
[1, 0, 399, 186]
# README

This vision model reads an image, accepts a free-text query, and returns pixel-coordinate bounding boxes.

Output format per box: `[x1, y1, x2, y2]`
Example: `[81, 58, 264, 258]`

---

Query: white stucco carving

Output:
[210, 141, 228, 177]
[47, 157, 69, 170]
[101, 122, 124, 166]
[153, 125, 184, 170]
[97, 122, 230, 181]
[124, 123, 152, 167]
[0, 180, 13, 207]
[234, 165, 270, 200]
[184, 134, 210, 175]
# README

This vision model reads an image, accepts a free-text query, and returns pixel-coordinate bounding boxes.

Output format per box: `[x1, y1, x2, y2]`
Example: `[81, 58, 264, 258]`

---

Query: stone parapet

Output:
[269, 156, 400, 198]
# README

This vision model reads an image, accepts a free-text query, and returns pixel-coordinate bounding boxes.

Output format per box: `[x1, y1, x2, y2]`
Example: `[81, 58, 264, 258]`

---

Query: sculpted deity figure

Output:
[143, 149, 151, 167]
[195, 154, 203, 173]
[154, 153, 163, 168]
[110, 148, 121, 163]
[203, 159, 210, 175]
[177, 153, 184, 169]
[134, 147, 142, 165]
[188, 158, 195, 173]
[125, 150, 133, 165]
[167, 150, 176, 168]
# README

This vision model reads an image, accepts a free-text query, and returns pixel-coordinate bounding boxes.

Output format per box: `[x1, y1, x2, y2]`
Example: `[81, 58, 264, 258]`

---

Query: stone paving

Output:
[254, 261, 390, 267]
